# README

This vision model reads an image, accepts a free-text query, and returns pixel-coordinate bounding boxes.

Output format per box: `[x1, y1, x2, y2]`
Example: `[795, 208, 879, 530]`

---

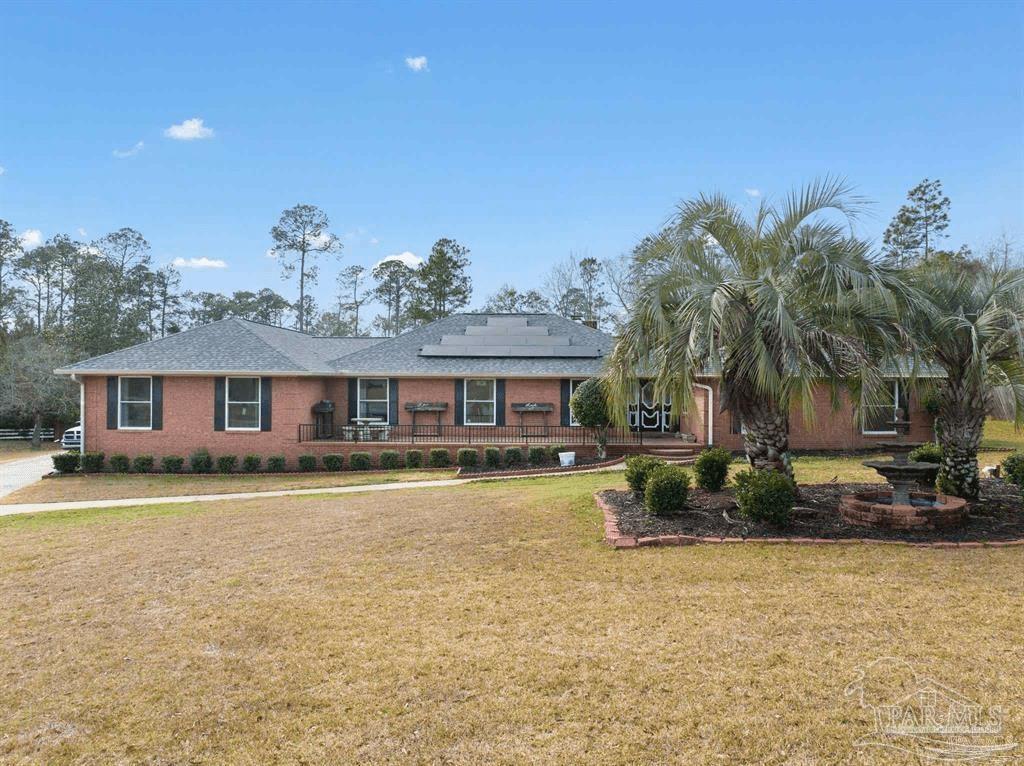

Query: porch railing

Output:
[297, 423, 646, 445]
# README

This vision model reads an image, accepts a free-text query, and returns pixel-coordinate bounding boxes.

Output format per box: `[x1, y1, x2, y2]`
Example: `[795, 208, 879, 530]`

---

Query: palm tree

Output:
[904, 257, 1024, 499]
[606, 179, 904, 481]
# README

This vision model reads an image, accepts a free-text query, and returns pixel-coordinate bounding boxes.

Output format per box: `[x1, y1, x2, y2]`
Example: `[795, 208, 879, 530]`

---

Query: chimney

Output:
[582, 319, 598, 329]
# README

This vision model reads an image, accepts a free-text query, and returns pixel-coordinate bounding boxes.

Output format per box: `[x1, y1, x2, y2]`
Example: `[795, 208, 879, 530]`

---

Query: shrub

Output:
[528, 446, 547, 465]
[457, 448, 479, 468]
[624, 454, 666, 494]
[734, 469, 796, 526]
[380, 450, 401, 470]
[350, 452, 372, 471]
[298, 454, 317, 472]
[694, 446, 731, 491]
[405, 449, 423, 469]
[429, 448, 450, 468]
[81, 451, 105, 473]
[504, 447, 523, 465]
[243, 454, 263, 473]
[569, 378, 611, 457]
[217, 455, 238, 474]
[51, 451, 80, 473]
[909, 443, 942, 464]
[109, 454, 130, 473]
[322, 453, 344, 472]
[644, 465, 691, 516]
[266, 455, 287, 472]
[190, 448, 213, 474]
[484, 447, 502, 468]
[1001, 451, 1024, 486]
[132, 454, 155, 473]
[161, 455, 184, 473]
[548, 444, 567, 462]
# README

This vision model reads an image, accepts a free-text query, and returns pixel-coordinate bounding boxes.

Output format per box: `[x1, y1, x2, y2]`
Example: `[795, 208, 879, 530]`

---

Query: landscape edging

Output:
[594, 491, 1024, 550]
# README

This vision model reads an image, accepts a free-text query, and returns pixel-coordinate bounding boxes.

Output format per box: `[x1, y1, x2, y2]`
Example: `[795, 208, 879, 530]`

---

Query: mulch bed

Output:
[602, 479, 1024, 544]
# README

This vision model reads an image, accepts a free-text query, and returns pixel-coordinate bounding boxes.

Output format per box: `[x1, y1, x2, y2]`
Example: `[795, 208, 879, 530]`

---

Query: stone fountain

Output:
[839, 410, 966, 530]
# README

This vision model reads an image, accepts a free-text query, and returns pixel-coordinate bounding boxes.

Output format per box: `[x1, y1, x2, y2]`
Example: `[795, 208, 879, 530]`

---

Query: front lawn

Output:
[0, 474, 1020, 763]
[0, 441, 61, 464]
[0, 469, 456, 505]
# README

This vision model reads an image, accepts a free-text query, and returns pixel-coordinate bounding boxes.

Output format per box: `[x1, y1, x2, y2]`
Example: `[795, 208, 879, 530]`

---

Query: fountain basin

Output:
[839, 490, 967, 530]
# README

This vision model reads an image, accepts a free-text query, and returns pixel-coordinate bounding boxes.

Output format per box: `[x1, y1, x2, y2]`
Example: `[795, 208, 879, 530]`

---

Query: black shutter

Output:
[152, 376, 163, 430]
[388, 379, 399, 425]
[348, 378, 358, 422]
[106, 376, 118, 429]
[560, 379, 571, 426]
[260, 377, 272, 431]
[214, 377, 225, 431]
[495, 380, 506, 426]
[454, 379, 464, 425]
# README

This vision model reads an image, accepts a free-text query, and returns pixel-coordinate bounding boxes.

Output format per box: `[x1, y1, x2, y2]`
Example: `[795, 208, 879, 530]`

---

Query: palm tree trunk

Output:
[936, 381, 986, 500]
[741, 402, 795, 483]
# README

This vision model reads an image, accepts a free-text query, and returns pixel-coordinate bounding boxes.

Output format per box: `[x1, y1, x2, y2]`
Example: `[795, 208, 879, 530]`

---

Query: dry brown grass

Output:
[0, 474, 1021, 764]
[0, 442, 60, 464]
[0, 469, 454, 504]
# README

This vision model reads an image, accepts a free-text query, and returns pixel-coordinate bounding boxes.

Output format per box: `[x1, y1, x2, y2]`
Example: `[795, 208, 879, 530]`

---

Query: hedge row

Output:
[51, 444, 575, 475]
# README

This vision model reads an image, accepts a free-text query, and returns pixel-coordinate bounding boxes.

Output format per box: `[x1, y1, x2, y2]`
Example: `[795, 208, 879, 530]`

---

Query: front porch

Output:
[297, 423, 664, 446]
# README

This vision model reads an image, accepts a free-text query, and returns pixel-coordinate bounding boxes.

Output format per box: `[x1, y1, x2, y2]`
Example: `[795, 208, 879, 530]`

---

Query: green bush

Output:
[132, 454, 155, 473]
[528, 446, 547, 465]
[161, 455, 184, 473]
[81, 451, 105, 473]
[909, 443, 942, 464]
[624, 454, 666, 494]
[429, 449, 450, 468]
[51, 451, 80, 473]
[644, 465, 691, 516]
[297, 454, 317, 472]
[266, 455, 287, 472]
[322, 453, 344, 471]
[734, 469, 796, 526]
[484, 447, 502, 468]
[242, 454, 262, 473]
[350, 452, 372, 471]
[694, 446, 731, 491]
[1001, 451, 1024, 486]
[548, 443, 567, 462]
[190, 448, 213, 474]
[380, 450, 401, 470]
[405, 449, 423, 469]
[109, 454, 130, 473]
[457, 448, 479, 467]
[216, 455, 238, 474]
[504, 447, 523, 465]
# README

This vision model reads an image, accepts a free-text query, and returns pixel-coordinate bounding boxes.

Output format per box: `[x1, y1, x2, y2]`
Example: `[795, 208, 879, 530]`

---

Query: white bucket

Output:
[559, 451, 576, 467]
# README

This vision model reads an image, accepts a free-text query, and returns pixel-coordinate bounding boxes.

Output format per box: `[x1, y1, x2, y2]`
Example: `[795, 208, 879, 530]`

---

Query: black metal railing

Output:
[297, 423, 646, 445]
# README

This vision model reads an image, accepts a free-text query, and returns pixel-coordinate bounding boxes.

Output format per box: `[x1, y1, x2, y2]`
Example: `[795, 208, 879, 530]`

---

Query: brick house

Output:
[56, 313, 934, 465]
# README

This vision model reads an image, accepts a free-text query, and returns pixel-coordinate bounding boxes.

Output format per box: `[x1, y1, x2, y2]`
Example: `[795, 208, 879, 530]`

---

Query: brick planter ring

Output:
[839, 490, 967, 530]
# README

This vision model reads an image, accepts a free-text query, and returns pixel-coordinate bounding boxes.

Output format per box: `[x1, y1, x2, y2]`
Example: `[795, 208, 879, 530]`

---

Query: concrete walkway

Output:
[0, 453, 59, 500]
[0, 462, 626, 518]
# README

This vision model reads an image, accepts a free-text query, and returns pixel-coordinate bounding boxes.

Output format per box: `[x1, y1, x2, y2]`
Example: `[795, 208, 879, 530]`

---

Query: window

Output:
[226, 377, 261, 430]
[118, 376, 152, 429]
[729, 411, 747, 435]
[464, 379, 496, 425]
[569, 378, 586, 426]
[357, 378, 389, 423]
[863, 380, 908, 435]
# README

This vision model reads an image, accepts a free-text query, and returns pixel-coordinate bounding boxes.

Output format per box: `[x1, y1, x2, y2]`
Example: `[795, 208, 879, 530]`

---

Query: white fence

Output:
[0, 428, 56, 441]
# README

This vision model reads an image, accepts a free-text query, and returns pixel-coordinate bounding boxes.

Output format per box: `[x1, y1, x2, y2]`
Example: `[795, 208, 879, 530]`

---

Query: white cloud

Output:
[164, 117, 215, 140]
[265, 248, 278, 259]
[405, 56, 428, 72]
[369, 237, 380, 245]
[0, 166, 5, 176]
[172, 256, 227, 269]
[19, 229, 42, 250]
[744, 188, 761, 198]
[77, 227, 88, 237]
[112, 140, 144, 158]
[376, 251, 422, 269]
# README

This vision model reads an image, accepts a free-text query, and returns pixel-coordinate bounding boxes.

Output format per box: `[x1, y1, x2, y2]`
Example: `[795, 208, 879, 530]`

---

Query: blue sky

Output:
[1, 0, 1022, 314]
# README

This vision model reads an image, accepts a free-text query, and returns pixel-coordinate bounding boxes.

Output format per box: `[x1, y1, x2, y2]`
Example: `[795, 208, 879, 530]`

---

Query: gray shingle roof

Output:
[56, 318, 384, 374]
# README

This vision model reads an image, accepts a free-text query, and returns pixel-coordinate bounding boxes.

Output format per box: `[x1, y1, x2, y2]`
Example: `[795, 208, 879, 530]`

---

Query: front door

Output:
[627, 382, 674, 432]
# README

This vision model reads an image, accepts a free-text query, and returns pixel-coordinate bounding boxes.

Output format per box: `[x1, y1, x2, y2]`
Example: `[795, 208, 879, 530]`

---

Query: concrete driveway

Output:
[0, 453, 56, 500]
